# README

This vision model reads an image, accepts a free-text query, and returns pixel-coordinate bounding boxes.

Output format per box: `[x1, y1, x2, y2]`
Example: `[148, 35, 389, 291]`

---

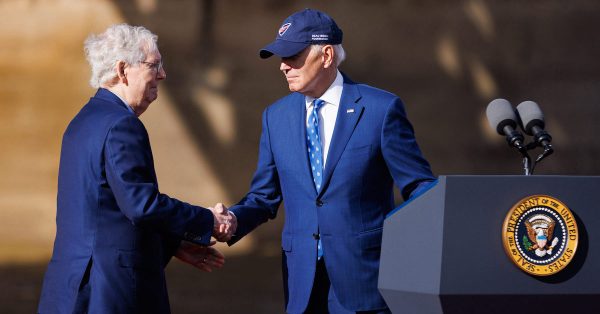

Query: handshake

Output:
[209, 203, 237, 242]
[175, 203, 236, 272]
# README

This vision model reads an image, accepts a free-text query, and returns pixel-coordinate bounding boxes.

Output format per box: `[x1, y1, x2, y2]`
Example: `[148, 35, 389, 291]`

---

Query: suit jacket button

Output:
[316, 200, 323, 207]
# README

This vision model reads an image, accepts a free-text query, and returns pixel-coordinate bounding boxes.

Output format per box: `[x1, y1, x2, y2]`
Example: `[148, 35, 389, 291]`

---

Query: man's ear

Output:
[116, 61, 128, 85]
[322, 45, 335, 69]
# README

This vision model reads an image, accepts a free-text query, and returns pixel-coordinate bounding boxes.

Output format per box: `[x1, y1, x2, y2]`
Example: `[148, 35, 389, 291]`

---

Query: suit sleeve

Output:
[160, 234, 182, 267]
[104, 115, 214, 246]
[228, 108, 283, 245]
[381, 97, 436, 200]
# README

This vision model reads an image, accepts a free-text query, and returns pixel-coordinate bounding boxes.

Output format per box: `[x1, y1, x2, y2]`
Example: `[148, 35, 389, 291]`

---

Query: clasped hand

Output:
[210, 203, 237, 242]
[175, 240, 225, 272]
[176, 203, 234, 272]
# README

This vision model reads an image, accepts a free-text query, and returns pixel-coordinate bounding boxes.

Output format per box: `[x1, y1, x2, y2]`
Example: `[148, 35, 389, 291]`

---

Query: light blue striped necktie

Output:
[307, 99, 325, 259]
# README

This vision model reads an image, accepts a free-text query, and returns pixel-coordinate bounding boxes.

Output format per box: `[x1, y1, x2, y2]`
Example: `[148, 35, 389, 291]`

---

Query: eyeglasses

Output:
[141, 60, 163, 73]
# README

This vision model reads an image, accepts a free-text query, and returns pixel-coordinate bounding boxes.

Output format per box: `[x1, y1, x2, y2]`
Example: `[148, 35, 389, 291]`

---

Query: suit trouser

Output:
[303, 259, 391, 314]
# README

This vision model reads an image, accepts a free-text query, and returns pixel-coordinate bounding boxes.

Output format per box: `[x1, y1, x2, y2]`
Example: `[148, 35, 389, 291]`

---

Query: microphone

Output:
[486, 99, 525, 150]
[516, 100, 553, 162]
[516, 101, 552, 147]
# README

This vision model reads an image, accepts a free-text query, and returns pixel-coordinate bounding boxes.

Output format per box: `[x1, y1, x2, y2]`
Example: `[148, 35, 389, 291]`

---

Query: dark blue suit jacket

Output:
[38, 89, 214, 314]
[229, 76, 435, 312]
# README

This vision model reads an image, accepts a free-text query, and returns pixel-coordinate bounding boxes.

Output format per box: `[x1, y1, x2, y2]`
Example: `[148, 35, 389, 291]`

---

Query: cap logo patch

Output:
[278, 23, 292, 36]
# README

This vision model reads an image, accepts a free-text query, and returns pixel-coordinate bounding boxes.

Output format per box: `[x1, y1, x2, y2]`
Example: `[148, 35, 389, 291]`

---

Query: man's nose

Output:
[157, 67, 166, 80]
[280, 61, 291, 72]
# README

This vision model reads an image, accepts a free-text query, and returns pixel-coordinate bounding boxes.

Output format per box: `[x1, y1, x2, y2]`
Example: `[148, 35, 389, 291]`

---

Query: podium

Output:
[378, 176, 600, 313]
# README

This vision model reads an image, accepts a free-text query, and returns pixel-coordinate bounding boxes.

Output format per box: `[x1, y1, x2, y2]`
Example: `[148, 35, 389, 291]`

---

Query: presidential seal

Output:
[502, 195, 578, 276]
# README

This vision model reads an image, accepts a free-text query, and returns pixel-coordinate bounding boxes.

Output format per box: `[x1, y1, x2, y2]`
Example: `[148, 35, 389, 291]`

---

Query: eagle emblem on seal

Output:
[524, 214, 559, 257]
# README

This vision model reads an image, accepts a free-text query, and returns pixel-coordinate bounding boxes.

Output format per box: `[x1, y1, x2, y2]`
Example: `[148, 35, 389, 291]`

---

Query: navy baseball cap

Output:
[259, 8, 343, 59]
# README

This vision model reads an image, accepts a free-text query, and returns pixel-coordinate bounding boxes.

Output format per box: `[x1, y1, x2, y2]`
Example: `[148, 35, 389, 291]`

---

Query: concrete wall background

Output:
[1, 0, 599, 312]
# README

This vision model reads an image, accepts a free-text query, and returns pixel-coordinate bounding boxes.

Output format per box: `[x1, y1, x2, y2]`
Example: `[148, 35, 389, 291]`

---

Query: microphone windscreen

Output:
[486, 99, 517, 135]
[516, 101, 544, 135]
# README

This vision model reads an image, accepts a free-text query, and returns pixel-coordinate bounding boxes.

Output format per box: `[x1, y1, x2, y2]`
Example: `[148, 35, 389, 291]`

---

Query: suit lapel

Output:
[287, 93, 315, 193]
[319, 81, 363, 197]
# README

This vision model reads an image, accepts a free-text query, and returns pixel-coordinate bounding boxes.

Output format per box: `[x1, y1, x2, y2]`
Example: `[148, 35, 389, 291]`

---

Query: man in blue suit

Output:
[38, 24, 233, 314]
[225, 9, 436, 314]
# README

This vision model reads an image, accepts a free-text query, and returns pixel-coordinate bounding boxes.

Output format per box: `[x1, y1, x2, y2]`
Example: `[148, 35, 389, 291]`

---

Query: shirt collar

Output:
[106, 89, 135, 114]
[305, 70, 343, 109]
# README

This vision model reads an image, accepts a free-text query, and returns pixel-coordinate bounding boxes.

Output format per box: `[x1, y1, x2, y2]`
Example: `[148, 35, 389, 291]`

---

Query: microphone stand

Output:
[516, 143, 532, 176]
[522, 154, 532, 176]
[524, 141, 554, 175]
[504, 129, 533, 175]
[507, 141, 554, 175]
[504, 126, 554, 175]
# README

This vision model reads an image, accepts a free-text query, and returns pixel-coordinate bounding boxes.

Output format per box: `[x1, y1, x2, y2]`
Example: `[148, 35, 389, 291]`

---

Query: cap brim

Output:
[259, 39, 309, 59]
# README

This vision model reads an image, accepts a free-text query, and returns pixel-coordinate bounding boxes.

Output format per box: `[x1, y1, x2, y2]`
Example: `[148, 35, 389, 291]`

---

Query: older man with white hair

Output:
[38, 24, 235, 314]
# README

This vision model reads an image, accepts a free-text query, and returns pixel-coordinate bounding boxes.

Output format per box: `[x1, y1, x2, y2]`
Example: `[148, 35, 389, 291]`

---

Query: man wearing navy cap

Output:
[225, 8, 435, 313]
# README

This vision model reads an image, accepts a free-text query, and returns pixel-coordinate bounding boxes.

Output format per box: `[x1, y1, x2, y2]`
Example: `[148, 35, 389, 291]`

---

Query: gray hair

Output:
[84, 24, 158, 88]
[311, 44, 346, 67]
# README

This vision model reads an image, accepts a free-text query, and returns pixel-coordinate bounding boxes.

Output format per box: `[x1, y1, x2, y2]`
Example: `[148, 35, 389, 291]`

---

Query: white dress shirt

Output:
[109, 89, 135, 114]
[305, 70, 343, 169]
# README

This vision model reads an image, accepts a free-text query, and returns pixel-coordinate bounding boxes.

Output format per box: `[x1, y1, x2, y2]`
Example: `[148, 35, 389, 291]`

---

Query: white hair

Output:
[311, 44, 346, 67]
[84, 24, 158, 88]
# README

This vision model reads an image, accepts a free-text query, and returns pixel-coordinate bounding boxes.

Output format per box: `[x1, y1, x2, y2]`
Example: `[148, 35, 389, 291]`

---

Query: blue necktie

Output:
[307, 99, 324, 259]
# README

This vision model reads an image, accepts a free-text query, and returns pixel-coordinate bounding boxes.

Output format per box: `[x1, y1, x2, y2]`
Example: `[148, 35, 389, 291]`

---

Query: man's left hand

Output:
[174, 240, 225, 272]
